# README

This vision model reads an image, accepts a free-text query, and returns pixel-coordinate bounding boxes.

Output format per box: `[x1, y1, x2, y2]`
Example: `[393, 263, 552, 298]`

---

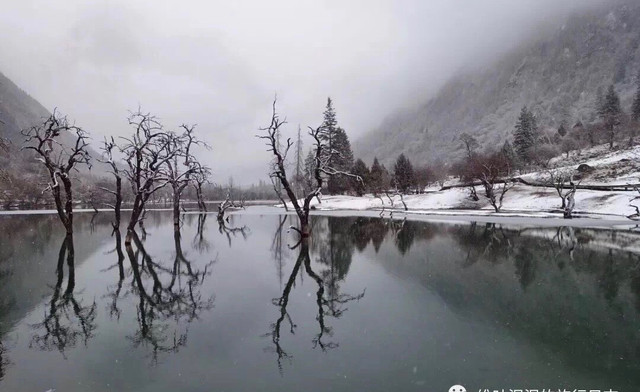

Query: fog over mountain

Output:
[0, 0, 607, 184]
[354, 0, 640, 168]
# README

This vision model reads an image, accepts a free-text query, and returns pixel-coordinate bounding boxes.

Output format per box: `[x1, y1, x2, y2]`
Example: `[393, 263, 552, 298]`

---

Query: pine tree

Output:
[369, 157, 385, 195]
[513, 106, 537, 162]
[394, 154, 415, 194]
[317, 98, 353, 195]
[351, 159, 370, 196]
[599, 84, 622, 149]
[632, 80, 640, 122]
[327, 127, 354, 194]
[303, 150, 316, 193]
[319, 97, 338, 174]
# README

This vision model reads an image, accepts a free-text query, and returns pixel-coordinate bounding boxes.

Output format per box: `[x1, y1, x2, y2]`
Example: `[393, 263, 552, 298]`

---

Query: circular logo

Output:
[448, 385, 466, 392]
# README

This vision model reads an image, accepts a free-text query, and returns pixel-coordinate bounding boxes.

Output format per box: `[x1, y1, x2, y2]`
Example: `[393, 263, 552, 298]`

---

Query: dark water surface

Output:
[0, 209, 639, 391]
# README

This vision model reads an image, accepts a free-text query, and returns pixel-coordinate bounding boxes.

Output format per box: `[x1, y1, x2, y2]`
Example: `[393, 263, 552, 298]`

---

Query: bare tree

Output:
[120, 110, 178, 242]
[460, 132, 479, 158]
[563, 181, 578, 219]
[99, 137, 123, 230]
[545, 169, 579, 214]
[192, 163, 211, 212]
[257, 98, 360, 237]
[22, 111, 91, 235]
[163, 124, 207, 230]
[217, 193, 244, 222]
[270, 174, 289, 212]
[478, 160, 513, 213]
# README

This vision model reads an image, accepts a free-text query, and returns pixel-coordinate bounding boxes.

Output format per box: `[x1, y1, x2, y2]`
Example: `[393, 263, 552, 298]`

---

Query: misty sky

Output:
[0, 0, 605, 185]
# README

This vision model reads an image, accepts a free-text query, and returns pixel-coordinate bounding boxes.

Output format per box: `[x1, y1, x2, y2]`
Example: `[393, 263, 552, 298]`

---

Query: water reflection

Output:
[124, 230, 214, 363]
[192, 213, 211, 253]
[1, 211, 640, 389]
[217, 214, 249, 247]
[266, 238, 365, 372]
[30, 235, 98, 357]
[102, 228, 126, 320]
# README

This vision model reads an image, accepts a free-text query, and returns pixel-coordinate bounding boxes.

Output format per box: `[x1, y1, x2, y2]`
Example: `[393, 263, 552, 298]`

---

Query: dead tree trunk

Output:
[99, 137, 123, 231]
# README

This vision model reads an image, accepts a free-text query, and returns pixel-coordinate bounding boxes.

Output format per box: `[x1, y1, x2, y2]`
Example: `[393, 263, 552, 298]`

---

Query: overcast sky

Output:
[0, 0, 605, 185]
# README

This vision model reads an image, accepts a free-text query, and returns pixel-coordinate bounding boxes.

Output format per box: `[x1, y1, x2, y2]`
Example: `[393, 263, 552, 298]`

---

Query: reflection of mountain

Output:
[350, 217, 640, 384]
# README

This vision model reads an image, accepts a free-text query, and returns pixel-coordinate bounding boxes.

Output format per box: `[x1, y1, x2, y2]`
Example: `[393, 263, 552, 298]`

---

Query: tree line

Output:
[264, 78, 640, 231]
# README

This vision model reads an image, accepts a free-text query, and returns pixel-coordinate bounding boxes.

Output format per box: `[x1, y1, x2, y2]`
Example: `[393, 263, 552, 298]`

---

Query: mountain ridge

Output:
[354, 0, 640, 168]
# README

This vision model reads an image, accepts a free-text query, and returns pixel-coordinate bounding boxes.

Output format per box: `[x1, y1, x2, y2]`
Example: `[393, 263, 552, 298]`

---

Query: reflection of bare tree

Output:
[124, 230, 214, 364]
[265, 239, 364, 373]
[217, 215, 249, 247]
[102, 228, 126, 320]
[30, 235, 97, 357]
[192, 213, 211, 253]
[271, 216, 289, 287]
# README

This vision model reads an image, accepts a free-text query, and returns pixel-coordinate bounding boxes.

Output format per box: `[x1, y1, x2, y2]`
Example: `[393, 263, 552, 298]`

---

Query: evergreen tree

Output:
[512, 106, 537, 161]
[369, 157, 386, 195]
[351, 159, 370, 196]
[327, 127, 354, 194]
[632, 80, 640, 122]
[599, 84, 622, 149]
[303, 150, 316, 193]
[319, 97, 338, 174]
[393, 153, 415, 194]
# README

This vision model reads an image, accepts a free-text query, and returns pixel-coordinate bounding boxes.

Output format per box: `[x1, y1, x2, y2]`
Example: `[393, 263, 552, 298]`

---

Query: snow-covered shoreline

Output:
[274, 190, 633, 225]
[272, 143, 640, 227]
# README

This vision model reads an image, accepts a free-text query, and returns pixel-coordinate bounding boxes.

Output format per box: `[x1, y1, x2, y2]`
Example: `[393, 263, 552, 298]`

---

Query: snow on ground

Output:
[299, 184, 635, 219]
[522, 144, 640, 185]
[277, 143, 640, 221]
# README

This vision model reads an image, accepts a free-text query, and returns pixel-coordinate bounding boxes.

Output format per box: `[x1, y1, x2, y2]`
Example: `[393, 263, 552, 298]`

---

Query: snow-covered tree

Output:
[351, 159, 369, 196]
[327, 127, 354, 194]
[303, 150, 315, 193]
[632, 80, 640, 122]
[393, 153, 415, 194]
[460, 132, 479, 158]
[512, 106, 538, 162]
[369, 157, 389, 196]
[318, 98, 354, 195]
[599, 84, 622, 150]
[319, 97, 338, 173]
[258, 98, 360, 238]
[22, 111, 91, 236]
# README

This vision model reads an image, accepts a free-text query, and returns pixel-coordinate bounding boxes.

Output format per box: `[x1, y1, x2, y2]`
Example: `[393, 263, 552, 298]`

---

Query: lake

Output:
[0, 209, 639, 391]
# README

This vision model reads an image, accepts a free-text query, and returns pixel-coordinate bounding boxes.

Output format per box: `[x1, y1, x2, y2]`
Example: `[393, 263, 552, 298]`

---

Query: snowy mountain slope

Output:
[354, 0, 640, 168]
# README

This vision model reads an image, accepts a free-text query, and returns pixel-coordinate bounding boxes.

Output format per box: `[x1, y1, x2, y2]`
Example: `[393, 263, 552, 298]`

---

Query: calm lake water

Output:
[0, 209, 639, 391]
